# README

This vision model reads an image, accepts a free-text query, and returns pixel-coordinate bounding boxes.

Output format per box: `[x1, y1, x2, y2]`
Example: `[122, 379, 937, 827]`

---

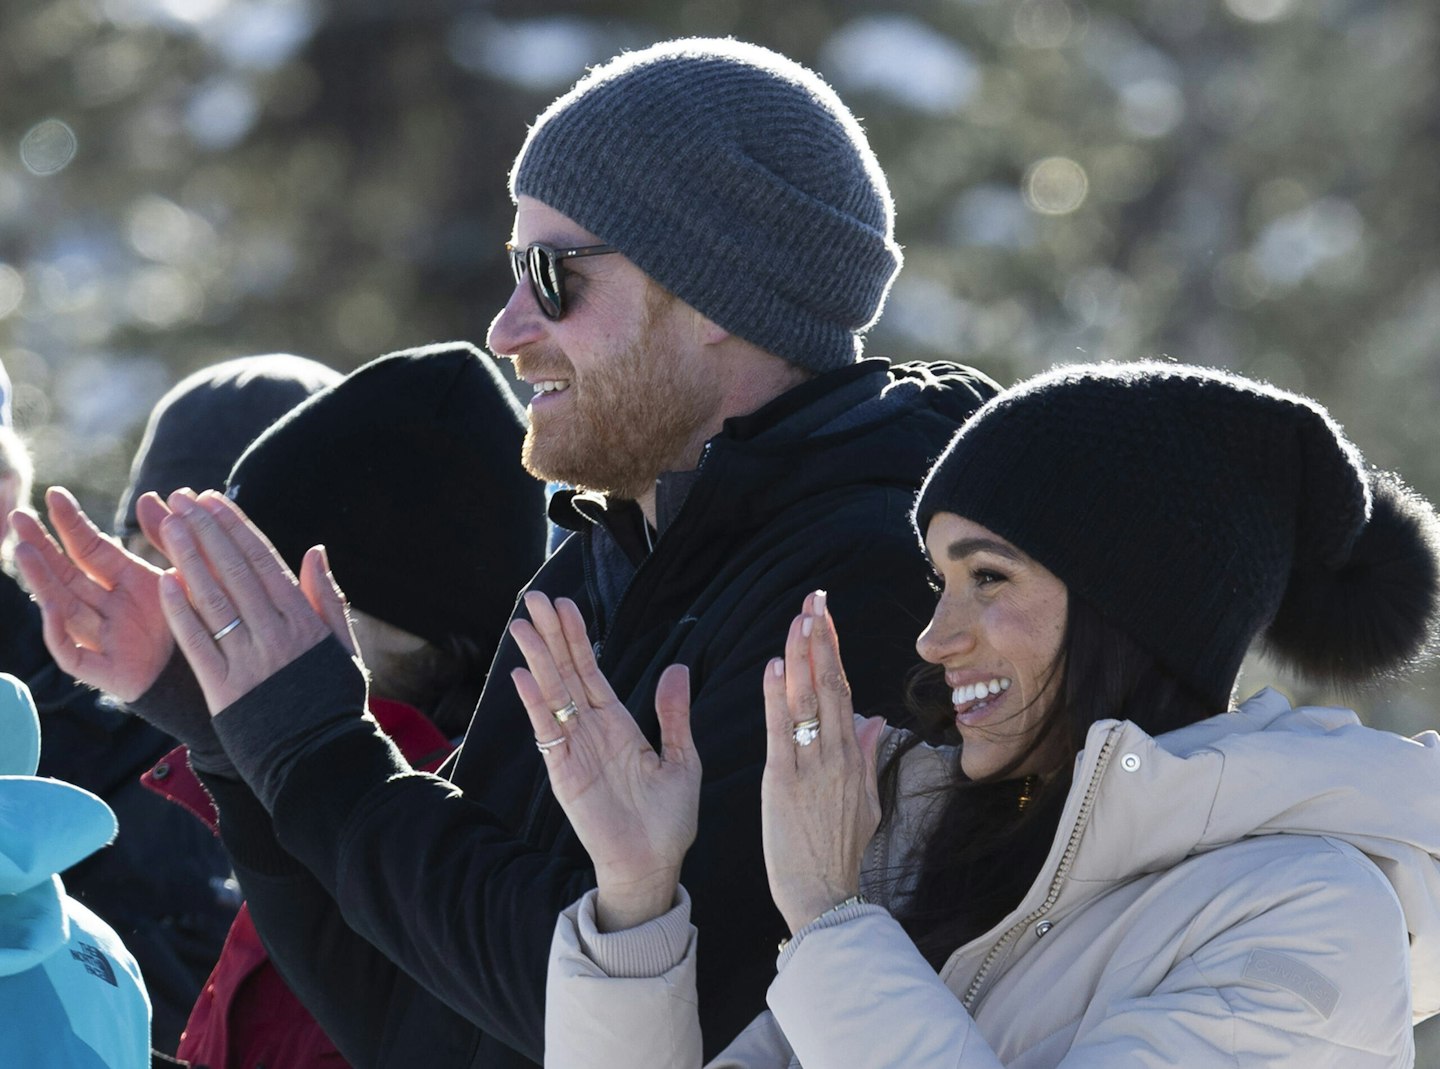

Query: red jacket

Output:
[142, 697, 455, 1069]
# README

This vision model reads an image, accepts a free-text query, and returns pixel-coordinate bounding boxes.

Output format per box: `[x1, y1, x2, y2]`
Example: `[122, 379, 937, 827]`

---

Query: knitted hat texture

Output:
[116, 354, 341, 537]
[510, 37, 901, 374]
[225, 343, 546, 653]
[915, 362, 1440, 702]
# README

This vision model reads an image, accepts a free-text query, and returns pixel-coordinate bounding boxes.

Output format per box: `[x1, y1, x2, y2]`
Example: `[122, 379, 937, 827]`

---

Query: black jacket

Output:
[208, 359, 998, 1067]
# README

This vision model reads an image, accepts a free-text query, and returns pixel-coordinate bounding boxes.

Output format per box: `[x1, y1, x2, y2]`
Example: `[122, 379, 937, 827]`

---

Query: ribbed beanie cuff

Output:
[511, 38, 901, 373]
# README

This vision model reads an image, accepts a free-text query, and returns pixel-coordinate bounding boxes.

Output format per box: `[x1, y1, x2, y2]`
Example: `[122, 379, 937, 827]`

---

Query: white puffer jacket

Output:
[546, 689, 1440, 1067]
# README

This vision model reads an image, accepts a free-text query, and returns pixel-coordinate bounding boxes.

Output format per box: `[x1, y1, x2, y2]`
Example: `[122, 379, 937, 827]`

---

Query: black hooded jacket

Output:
[205, 358, 999, 1067]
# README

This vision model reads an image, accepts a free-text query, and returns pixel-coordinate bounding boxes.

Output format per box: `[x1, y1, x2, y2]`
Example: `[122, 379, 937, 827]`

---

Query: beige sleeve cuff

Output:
[574, 885, 695, 979]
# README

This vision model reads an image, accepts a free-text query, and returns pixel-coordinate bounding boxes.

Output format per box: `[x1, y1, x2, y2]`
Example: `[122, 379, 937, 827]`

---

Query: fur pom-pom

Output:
[1264, 471, 1440, 684]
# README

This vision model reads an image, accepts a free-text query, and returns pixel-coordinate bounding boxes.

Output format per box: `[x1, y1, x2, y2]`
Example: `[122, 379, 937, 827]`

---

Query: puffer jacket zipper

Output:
[960, 725, 1123, 1010]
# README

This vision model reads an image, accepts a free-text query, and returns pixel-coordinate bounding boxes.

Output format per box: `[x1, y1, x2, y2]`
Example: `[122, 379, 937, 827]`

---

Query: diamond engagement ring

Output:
[552, 699, 580, 724]
[791, 717, 821, 746]
[211, 617, 243, 642]
[535, 736, 567, 755]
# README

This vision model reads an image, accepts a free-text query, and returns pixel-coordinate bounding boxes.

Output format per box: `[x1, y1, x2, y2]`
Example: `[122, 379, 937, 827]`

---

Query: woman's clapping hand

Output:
[762, 591, 886, 936]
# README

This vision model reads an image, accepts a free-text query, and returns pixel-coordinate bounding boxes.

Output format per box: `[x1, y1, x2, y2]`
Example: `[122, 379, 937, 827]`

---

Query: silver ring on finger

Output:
[535, 735, 567, 755]
[791, 717, 821, 747]
[552, 699, 580, 724]
[211, 617, 243, 642]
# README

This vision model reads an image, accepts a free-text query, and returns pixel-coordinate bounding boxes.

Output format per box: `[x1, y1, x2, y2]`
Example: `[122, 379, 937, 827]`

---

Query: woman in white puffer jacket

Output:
[511, 361, 1440, 1068]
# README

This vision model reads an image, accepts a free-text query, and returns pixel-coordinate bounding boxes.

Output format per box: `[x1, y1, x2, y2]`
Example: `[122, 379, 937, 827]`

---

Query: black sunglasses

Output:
[506, 241, 619, 320]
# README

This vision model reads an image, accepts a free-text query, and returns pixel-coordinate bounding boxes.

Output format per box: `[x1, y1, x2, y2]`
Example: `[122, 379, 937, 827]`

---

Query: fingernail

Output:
[772, 658, 784, 677]
[814, 590, 828, 617]
[802, 616, 813, 637]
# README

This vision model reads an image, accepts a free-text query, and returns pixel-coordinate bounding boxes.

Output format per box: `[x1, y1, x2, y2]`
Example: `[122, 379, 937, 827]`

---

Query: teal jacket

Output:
[0, 673, 150, 1069]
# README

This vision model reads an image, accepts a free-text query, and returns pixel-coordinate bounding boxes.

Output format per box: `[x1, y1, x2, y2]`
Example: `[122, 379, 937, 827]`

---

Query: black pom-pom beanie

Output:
[915, 361, 1440, 705]
[225, 343, 547, 657]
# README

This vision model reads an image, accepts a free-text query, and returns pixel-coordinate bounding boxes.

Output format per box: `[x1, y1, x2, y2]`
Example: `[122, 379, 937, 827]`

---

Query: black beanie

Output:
[116, 354, 341, 538]
[225, 343, 547, 654]
[915, 362, 1440, 704]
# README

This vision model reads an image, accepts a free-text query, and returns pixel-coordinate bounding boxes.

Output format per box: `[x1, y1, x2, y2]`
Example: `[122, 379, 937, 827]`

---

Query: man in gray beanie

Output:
[17, 38, 997, 1068]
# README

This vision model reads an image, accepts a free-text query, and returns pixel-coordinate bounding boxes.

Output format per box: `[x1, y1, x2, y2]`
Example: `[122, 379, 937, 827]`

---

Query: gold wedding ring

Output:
[552, 699, 580, 724]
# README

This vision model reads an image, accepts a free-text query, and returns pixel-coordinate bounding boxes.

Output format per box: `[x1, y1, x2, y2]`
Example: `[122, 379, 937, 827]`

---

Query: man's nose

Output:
[486, 278, 546, 359]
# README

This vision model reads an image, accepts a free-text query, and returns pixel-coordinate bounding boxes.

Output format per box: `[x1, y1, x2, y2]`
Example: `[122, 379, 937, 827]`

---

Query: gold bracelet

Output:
[778, 894, 868, 954]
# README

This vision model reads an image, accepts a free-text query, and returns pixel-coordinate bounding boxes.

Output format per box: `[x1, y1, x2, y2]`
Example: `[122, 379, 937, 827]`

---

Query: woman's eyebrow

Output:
[945, 537, 1023, 563]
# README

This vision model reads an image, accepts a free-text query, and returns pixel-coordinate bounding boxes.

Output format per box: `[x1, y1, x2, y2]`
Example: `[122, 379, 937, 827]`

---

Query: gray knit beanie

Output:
[115, 354, 341, 539]
[915, 362, 1440, 705]
[510, 38, 901, 374]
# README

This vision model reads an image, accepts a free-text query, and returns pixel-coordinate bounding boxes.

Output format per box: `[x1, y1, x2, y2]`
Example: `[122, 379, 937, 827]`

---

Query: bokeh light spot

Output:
[950, 185, 1034, 248]
[1225, 0, 1297, 23]
[448, 16, 616, 91]
[1013, 0, 1081, 48]
[20, 119, 79, 176]
[1251, 198, 1365, 287]
[160, 0, 228, 23]
[822, 16, 980, 114]
[0, 265, 24, 320]
[185, 77, 259, 150]
[1119, 78, 1185, 139]
[126, 265, 203, 327]
[1024, 157, 1089, 215]
[127, 195, 201, 263]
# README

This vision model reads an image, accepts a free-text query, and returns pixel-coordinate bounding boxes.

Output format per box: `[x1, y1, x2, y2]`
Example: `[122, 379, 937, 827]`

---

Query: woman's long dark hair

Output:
[880, 593, 1220, 970]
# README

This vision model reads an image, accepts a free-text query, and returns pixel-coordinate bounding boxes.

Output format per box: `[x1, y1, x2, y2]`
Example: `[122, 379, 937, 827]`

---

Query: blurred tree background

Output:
[2, 0, 1438, 1054]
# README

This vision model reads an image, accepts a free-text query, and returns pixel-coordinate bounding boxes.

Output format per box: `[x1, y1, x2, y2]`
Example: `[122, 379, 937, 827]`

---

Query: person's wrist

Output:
[594, 870, 681, 933]
[775, 880, 862, 937]
[776, 893, 869, 956]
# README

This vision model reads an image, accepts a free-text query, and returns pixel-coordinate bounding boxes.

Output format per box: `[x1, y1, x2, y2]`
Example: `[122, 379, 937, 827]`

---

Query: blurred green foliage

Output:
[2, 2, 1438, 1051]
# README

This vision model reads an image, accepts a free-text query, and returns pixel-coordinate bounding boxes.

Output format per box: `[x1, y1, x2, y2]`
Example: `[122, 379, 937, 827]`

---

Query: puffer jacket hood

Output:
[1105, 689, 1440, 1021]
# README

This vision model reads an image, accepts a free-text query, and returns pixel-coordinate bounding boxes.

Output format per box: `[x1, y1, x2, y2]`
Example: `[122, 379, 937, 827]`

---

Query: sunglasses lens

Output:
[528, 246, 563, 319]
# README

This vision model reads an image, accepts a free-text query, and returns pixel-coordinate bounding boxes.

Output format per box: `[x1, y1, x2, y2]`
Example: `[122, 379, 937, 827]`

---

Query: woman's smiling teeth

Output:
[952, 677, 1012, 706]
[534, 379, 570, 394]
